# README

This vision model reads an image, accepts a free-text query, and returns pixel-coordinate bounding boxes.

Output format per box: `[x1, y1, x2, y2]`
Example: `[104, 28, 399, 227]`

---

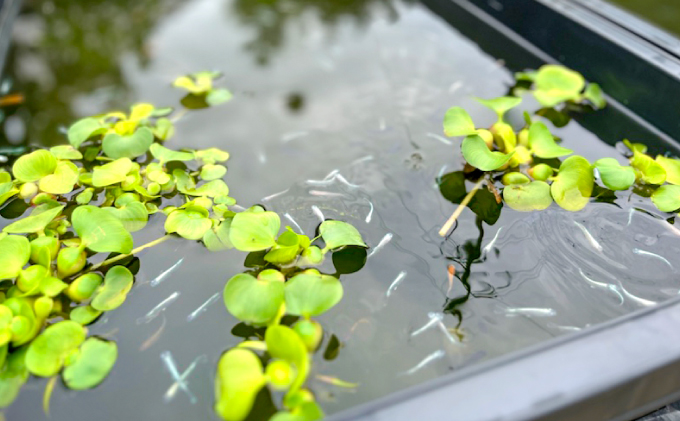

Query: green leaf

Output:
[102, 127, 154, 159]
[69, 306, 102, 325]
[200, 164, 227, 181]
[0, 181, 18, 206]
[186, 179, 229, 197]
[223, 271, 284, 324]
[584, 83, 606, 109]
[265, 325, 309, 394]
[68, 118, 104, 148]
[264, 228, 308, 264]
[149, 143, 194, 163]
[152, 117, 175, 141]
[92, 158, 133, 187]
[629, 143, 666, 185]
[49, 145, 83, 160]
[550, 155, 594, 211]
[656, 156, 680, 185]
[651, 185, 680, 212]
[229, 211, 280, 252]
[91, 266, 134, 311]
[491, 122, 517, 152]
[461, 134, 514, 171]
[529, 163, 554, 181]
[72, 205, 134, 254]
[0, 235, 30, 280]
[284, 273, 343, 317]
[503, 181, 553, 211]
[214, 348, 266, 421]
[129, 103, 154, 121]
[104, 201, 148, 232]
[270, 402, 324, 421]
[202, 219, 234, 251]
[0, 346, 29, 408]
[528, 121, 573, 158]
[501, 172, 530, 186]
[62, 338, 117, 390]
[26, 320, 86, 377]
[443, 107, 476, 137]
[593, 158, 635, 191]
[12, 150, 57, 182]
[4, 205, 64, 234]
[38, 161, 79, 194]
[206, 89, 233, 106]
[164, 206, 212, 240]
[475, 96, 522, 120]
[66, 274, 103, 302]
[319, 220, 366, 250]
[533, 65, 585, 107]
[195, 148, 229, 165]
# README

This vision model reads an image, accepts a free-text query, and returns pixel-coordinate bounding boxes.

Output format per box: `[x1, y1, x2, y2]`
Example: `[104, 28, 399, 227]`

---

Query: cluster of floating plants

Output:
[0, 70, 368, 421]
[3, 62, 678, 421]
[439, 64, 680, 236]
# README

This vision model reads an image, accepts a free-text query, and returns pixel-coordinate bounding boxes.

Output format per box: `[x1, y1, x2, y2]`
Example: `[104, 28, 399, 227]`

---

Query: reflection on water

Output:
[2, 0, 680, 420]
[233, 0, 413, 65]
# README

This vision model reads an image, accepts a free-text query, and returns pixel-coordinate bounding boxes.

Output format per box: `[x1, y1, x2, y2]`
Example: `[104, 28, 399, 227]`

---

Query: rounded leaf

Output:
[202, 219, 234, 252]
[656, 156, 680, 185]
[63, 337, 117, 390]
[38, 161, 79, 195]
[26, 320, 86, 377]
[528, 121, 573, 158]
[462, 134, 514, 171]
[165, 207, 211, 240]
[284, 273, 343, 317]
[214, 348, 266, 421]
[550, 155, 594, 211]
[629, 143, 666, 185]
[534, 65, 585, 107]
[72, 205, 134, 253]
[503, 181, 553, 211]
[200, 164, 227, 181]
[12, 150, 57, 183]
[594, 158, 635, 191]
[0, 235, 30, 280]
[651, 185, 680, 213]
[443, 107, 476, 137]
[149, 143, 194, 163]
[223, 272, 284, 324]
[3, 205, 64, 234]
[102, 127, 154, 159]
[91, 266, 134, 311]
[50, 145, 83, 160]
[68, 118, 103, 148]
[229, 211, 280, 252]
[104, 201, 148, 233]
[319, 220, 366, 250]
[475, 96, 522, 119]
[92, 158, 132, 187]
[501, 172, 530, 186]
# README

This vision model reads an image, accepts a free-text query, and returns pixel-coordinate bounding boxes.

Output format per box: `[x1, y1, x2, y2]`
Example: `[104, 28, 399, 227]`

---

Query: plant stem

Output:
[89, 235, 173, 272]
[438, 178, 485, 237]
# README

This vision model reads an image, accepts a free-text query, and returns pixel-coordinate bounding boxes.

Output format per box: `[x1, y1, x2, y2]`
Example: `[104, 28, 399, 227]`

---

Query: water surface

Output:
[2, 0, 680, 420]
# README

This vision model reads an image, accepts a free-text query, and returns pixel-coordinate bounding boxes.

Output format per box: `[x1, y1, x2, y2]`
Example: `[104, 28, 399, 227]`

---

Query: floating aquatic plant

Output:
[439, 64, 680, 236]
[0, 70, 369, 421]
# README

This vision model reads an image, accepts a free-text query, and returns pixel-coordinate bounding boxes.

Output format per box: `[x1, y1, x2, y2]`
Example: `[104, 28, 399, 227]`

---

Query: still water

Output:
[2, 0, 680, 420]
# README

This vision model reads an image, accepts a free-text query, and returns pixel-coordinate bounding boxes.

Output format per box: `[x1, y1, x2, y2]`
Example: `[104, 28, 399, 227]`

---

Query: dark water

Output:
[2, 0, 680, 420]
